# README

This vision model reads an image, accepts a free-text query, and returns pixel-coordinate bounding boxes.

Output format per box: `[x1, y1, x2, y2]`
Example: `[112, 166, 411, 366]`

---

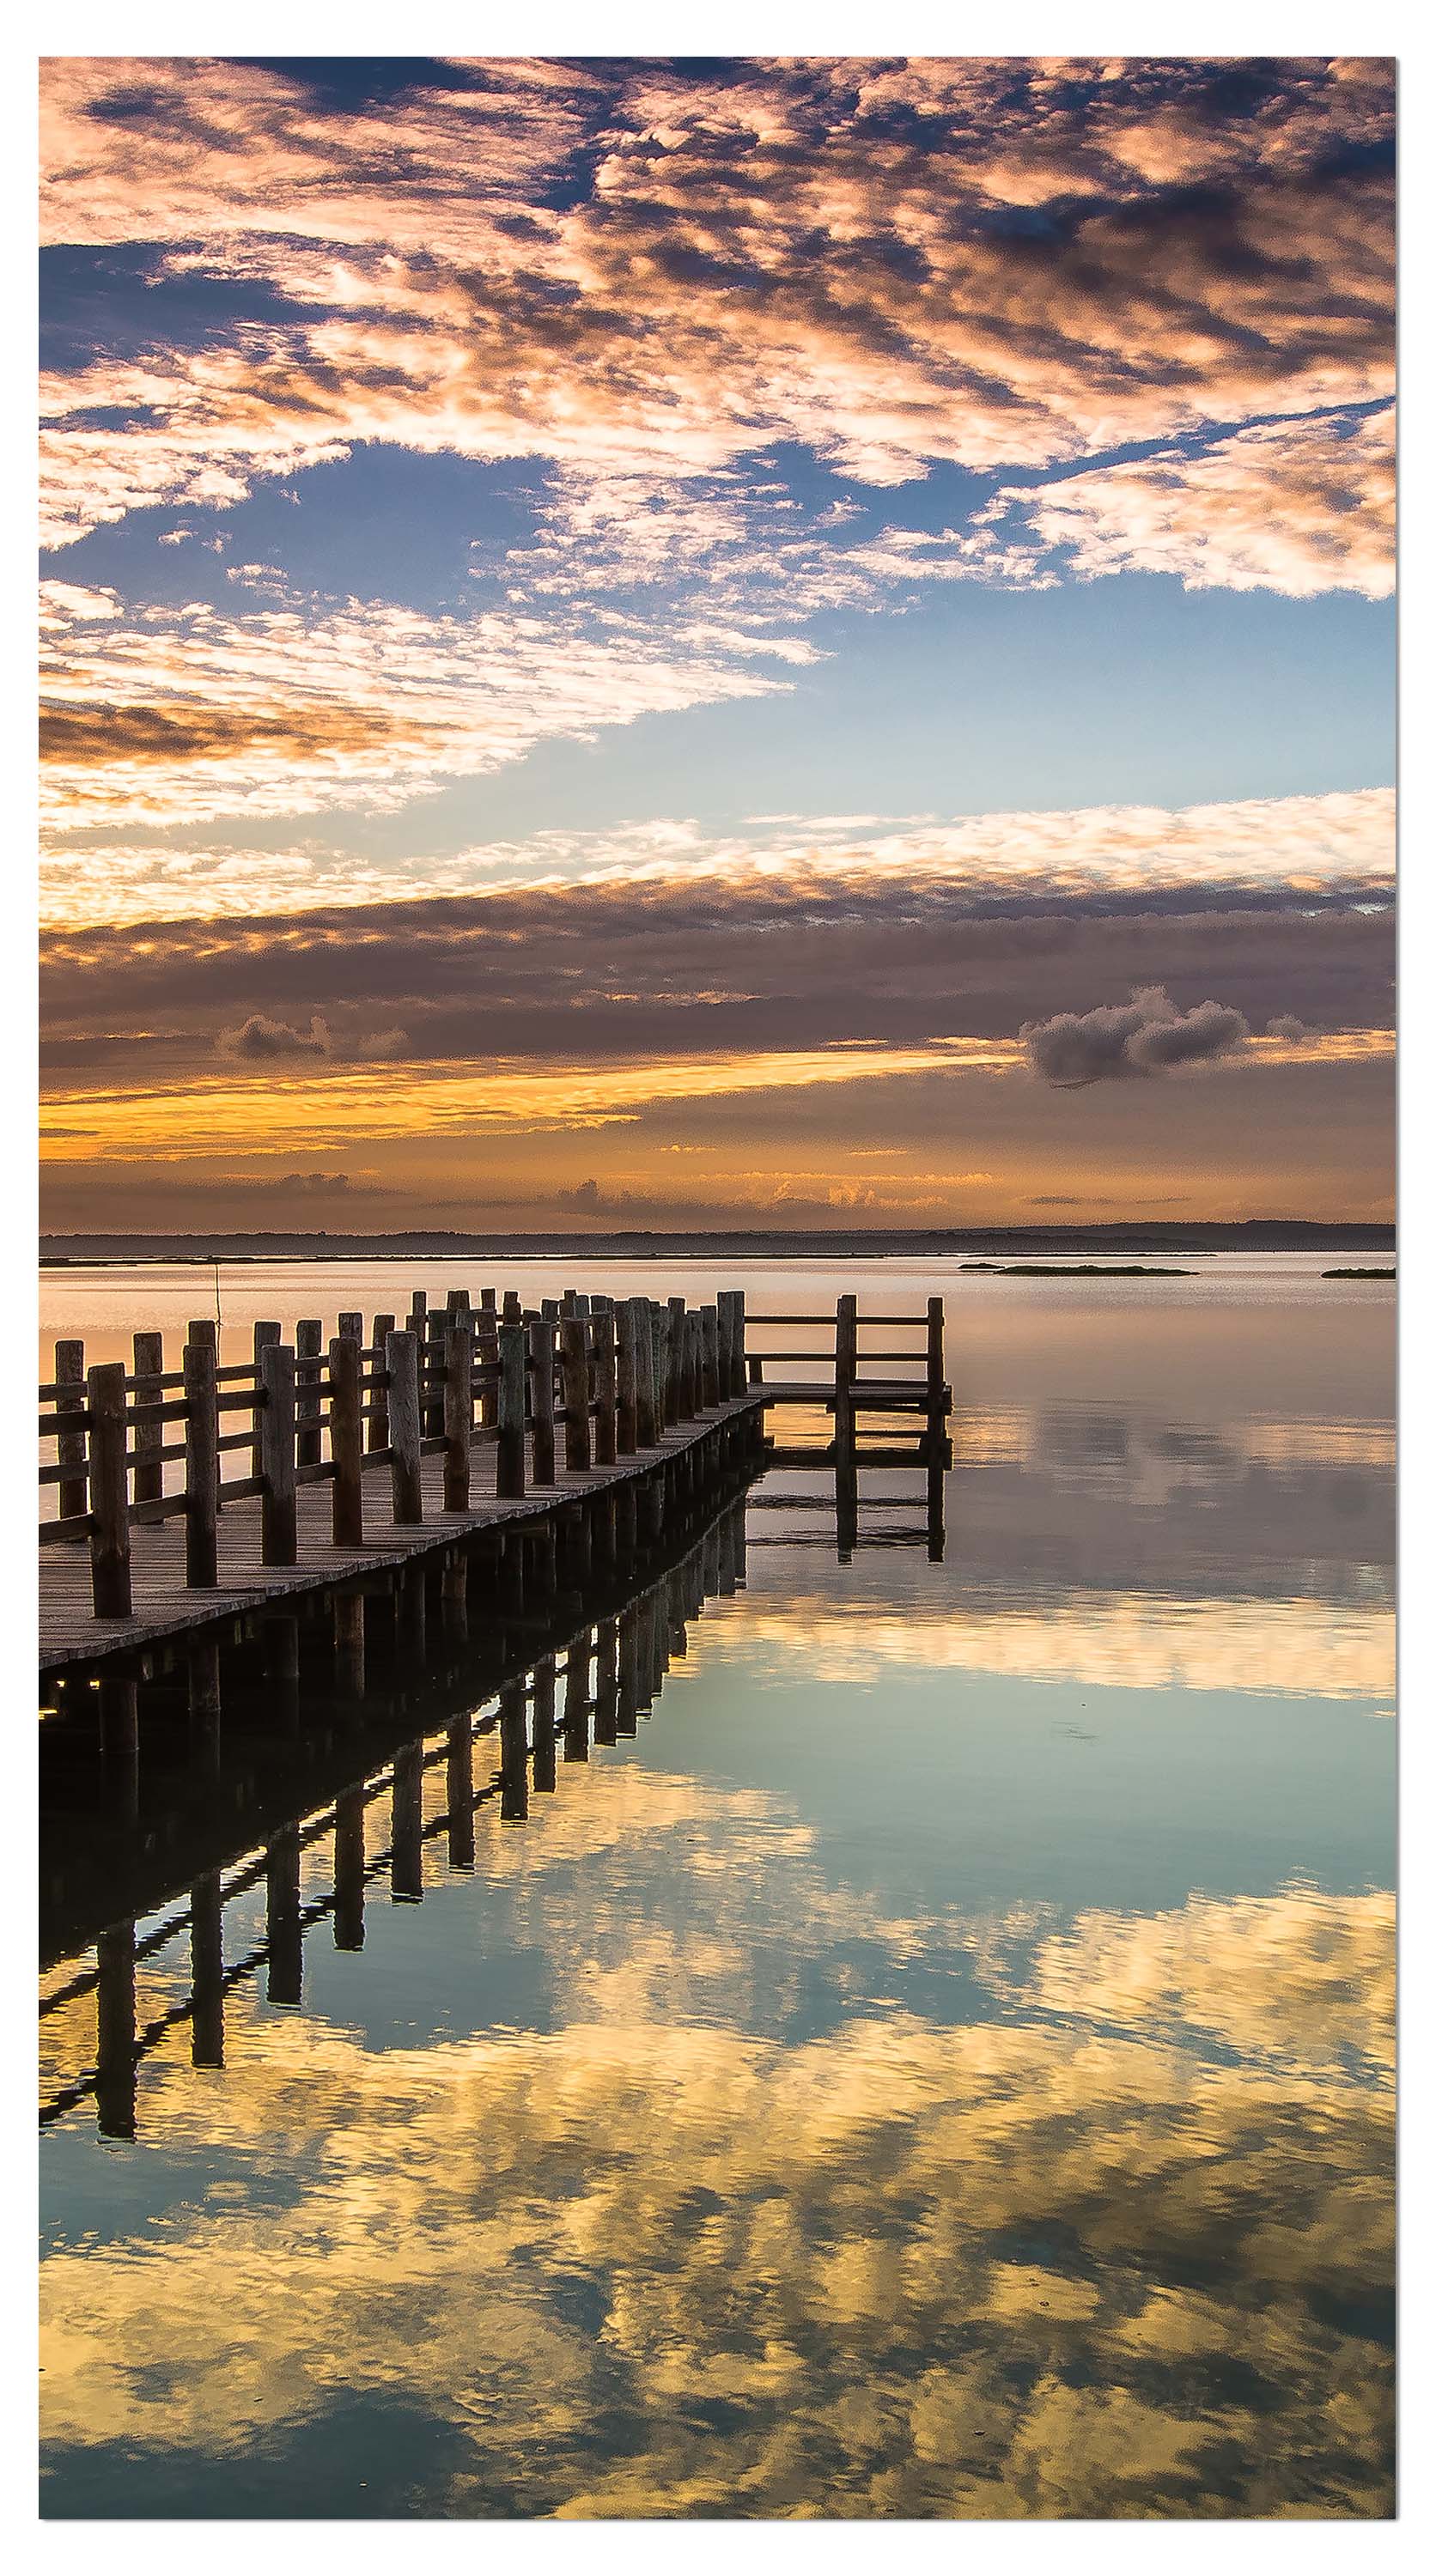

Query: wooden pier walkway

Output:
[38, 1282, 950, 1690]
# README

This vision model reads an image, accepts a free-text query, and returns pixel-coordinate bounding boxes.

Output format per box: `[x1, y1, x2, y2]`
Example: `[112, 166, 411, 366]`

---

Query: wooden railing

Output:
[39, 1285, 751, 1621]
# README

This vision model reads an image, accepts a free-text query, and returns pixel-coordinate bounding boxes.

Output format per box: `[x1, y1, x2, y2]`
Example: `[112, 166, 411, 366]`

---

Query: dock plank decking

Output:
[40, 1394, 764, 1677]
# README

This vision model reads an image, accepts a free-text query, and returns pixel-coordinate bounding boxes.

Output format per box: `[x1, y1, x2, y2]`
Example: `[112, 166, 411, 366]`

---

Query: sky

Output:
[38, 53, 1396, 1233]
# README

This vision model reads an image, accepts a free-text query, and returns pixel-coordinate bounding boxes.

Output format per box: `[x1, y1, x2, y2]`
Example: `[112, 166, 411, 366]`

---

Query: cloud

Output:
[217, 1010, 331, 1060]
[276, 1169, 350, 1193]
[983, 408, 1394, 598]
[1022, 986, 1252, 1086]
[40, 784, 1396, 933]
[1266, 1012, 1307, 1042]
[39, 58, 1392, 582]
[39, 586, 807, 828]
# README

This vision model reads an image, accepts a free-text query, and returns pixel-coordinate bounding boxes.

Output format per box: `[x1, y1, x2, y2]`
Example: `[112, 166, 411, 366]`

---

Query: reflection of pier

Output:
[40, 1477, 750, 2139]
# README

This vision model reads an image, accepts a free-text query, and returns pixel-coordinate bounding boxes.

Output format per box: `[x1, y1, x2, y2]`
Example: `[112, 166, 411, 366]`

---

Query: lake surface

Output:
[39, 1258, 1396, 2518]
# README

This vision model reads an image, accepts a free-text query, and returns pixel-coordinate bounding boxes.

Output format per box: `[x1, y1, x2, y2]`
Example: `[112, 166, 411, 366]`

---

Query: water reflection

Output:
[39, 1293, 1394, 2519]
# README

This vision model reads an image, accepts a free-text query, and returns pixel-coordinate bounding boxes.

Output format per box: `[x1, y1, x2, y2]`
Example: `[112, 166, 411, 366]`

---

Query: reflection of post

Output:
[499, 1680, 529, 1820]
[333, 1787, 366, 1949]
[441, 1551, 468, 1647]
[594, 1619, 618, 1746]
[836, 1459, 858, 1563]
[265, 1827, 302, 2006]
[702, 1524, 721, 1599]
[927, 1457, 946, 1563]
[447, 1721, 475, 1868]
[665, 1569, 688, 1662]
[563, 1636, 591, 1761]
[191, 1869, 224, 2069]
[733, 1498, 748, 1590]
[188, 1635, 222, 1774]
[100, 1674, 139, 1821]
[95, 1918, 137, 2140]
[391, 1742, 424, 1900]
[617, 1607, 641, 1734]
[264, 1613, 301, 1732]
[333, 1589, 365, 1698]
[532, 1656, 557, 1792]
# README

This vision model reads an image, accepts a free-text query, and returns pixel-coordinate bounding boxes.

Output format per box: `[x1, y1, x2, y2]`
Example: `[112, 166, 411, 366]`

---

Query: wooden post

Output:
[502, 1288, 522, 1327]
[442, 1323, 473, 1512]
[259, 1341, 297, 1566]
[424, 1309, 447, 1437]
[592, 1307, 618, 1466]
[835, 1293, 858, 1466]
[191, 1871, 224, 2069]
[474, 1300, 498, 1425]
[700, 1305, 721, 1412]
[252, 1321, 280, 1478]
[368, 1314, 395, 1451]
[687, 1310, 703, 1414]
[560, 1315, 591, 1472]
[927, 1295, 946, 1464]
[329, 1334, 363, 1546]
[338, 1309, 363, 1341]
[184, 1338, 219, 1586]
[86, 1362, 131, 1618]
[616, 1301, 638, 1454]
[667, 1298, 687, 1420]
[496, 1321, 526, 1498]
[54, 1338, 88, 1520]
[386, 1330, 423, 1524]
[187, 1316, 216, 1353]
[653, 1305, 670, 1437]
[295, 1318, 323, 1467]
[715, 1291, 738, 1401]
[131, 1330, 164, 1504]
[630, 1298, 658, 1449]
[529, 1314, 557, 1484]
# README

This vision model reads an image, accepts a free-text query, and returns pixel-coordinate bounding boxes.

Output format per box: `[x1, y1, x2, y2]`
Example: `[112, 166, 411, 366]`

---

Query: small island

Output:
[960, 1262, 1193, 1277]
[1323, 1267, 1396, 1279]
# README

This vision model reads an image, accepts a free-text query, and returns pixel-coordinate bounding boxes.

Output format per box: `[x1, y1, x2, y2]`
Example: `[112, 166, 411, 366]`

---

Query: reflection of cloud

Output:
[728, 1596, 1393, 1702]
[40, 1923, 1394, 2517]
[1013, 1887, 1392, 2075]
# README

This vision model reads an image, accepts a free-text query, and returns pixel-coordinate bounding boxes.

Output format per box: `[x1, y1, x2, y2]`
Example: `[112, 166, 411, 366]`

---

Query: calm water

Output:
[39, 1258, 1395, 2518]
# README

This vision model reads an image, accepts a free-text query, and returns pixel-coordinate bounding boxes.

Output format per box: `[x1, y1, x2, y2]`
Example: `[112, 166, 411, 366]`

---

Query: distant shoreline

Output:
[40, 1221, 1394, 1268]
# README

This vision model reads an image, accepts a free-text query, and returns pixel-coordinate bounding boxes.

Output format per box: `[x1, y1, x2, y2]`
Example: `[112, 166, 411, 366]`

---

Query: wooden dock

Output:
[38, 1284, 951, 1698]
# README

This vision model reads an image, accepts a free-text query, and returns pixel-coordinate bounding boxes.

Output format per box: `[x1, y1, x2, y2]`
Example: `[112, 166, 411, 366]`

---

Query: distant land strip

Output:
[40, 1223, 1396, 1266]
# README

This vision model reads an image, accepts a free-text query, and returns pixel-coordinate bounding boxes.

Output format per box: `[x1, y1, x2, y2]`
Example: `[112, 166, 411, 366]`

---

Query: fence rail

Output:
[39, 1285, 948, 1625]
